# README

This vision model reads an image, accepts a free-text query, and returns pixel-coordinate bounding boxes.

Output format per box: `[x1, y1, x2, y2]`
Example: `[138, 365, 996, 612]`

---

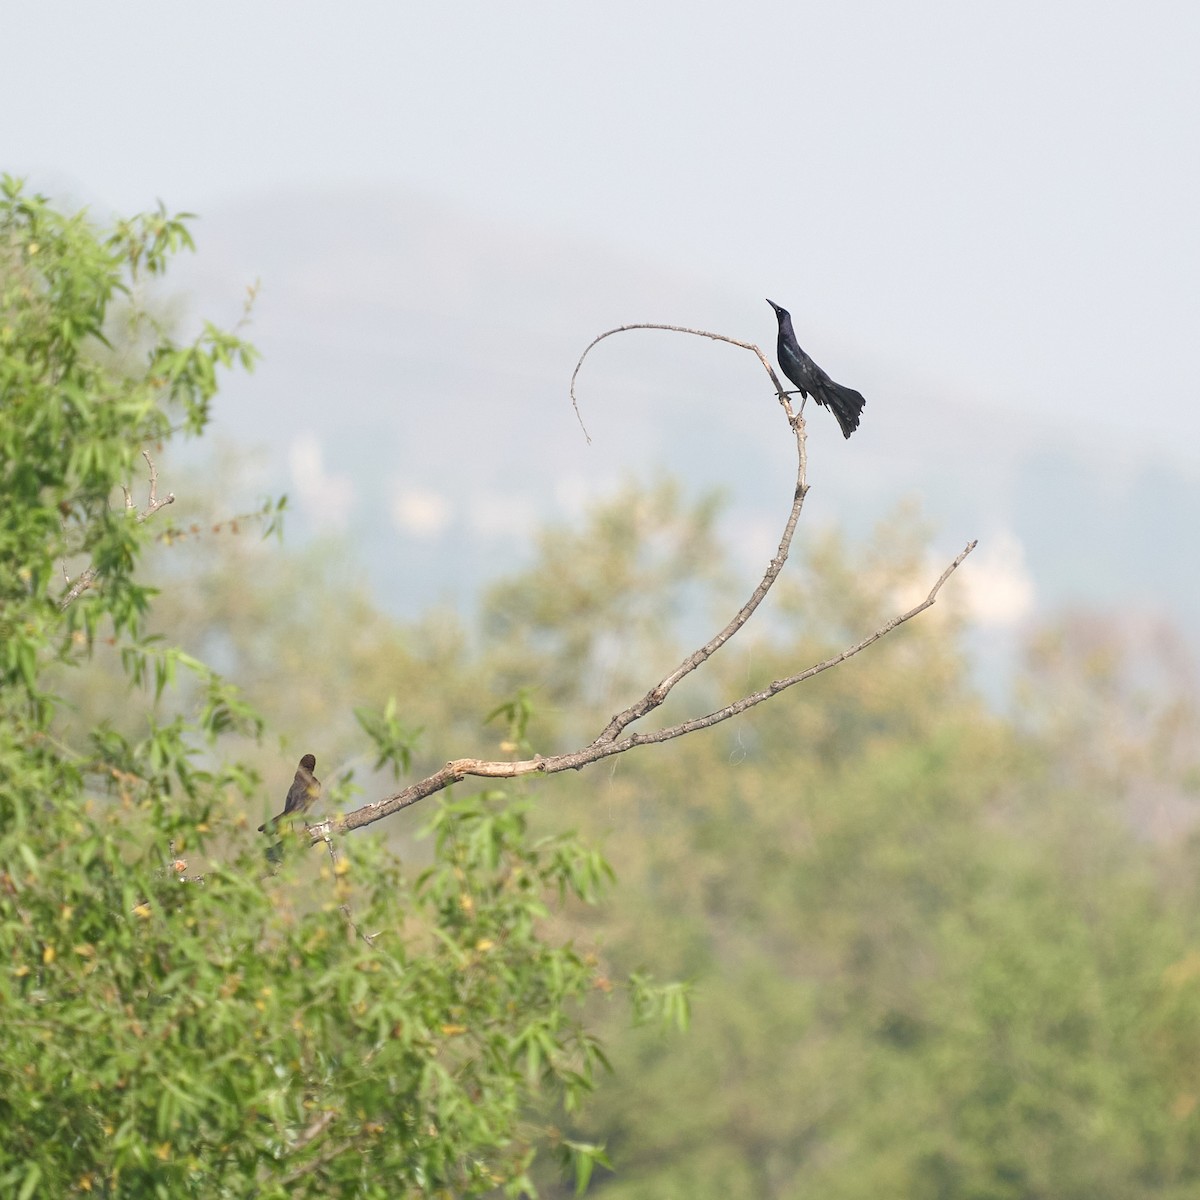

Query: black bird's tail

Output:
[814, 380, 865, 439]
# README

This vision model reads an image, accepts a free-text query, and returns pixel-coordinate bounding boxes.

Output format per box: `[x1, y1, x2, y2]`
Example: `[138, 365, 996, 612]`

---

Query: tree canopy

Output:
[0, 180, 657, 1198]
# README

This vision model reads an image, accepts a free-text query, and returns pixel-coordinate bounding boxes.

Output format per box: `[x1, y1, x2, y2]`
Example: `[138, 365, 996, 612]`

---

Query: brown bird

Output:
[258, 754, 321, 833]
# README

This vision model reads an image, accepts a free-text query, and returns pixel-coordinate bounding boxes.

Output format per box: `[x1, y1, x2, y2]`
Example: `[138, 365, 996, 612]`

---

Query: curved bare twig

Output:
[569, 323, 792, 443]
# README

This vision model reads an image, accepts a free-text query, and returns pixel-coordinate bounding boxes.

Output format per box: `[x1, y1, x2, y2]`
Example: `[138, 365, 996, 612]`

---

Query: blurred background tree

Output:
[127, 458, 1200, 1198]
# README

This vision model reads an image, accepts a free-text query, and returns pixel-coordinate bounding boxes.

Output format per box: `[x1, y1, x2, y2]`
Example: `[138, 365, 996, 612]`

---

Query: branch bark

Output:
[60, 450, 175, 608]
[569, 322, 795, 443]
[316, 324, 976, 838]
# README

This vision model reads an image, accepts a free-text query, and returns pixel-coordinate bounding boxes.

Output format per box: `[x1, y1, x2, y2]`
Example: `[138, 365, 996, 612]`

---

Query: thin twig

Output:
[275, 1131, 356, 1187]
[293, 1110, 337, 1151]
[569, 323, 793, 443]
[59, 566, 98, 609]
[320, 829, 375, 946]
[137, 449, 176, 522]
[59, 449, 175, 608]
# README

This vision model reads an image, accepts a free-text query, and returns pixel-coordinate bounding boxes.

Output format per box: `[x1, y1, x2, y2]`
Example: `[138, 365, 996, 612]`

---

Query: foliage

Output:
[9, 176, 1200, 1200]
[0, 181, 653, 1198]
[1, 782, 618, 1197]
[128, 444, 1200, 1197]
[504, 515, 1200, 1199]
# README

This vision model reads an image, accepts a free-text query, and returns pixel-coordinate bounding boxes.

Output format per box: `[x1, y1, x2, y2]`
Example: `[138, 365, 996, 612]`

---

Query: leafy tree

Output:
[0, 179, 656, 1198]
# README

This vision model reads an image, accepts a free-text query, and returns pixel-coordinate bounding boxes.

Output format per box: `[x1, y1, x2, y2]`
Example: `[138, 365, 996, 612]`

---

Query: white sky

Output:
[4, 0, 1199, 460]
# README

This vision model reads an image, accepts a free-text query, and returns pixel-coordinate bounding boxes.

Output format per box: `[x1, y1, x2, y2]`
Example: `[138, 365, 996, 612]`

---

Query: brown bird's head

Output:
[299, 754, 317, 771]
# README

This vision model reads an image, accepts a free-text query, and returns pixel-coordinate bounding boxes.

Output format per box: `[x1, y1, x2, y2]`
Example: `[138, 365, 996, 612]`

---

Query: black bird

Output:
[258, 753, 321, 832]
[766, 300, 865, 438]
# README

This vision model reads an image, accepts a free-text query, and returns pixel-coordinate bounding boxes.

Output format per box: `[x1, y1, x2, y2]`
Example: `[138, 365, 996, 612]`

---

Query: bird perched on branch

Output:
[258, 753, 321, 832]
[766, 299, 865, 438]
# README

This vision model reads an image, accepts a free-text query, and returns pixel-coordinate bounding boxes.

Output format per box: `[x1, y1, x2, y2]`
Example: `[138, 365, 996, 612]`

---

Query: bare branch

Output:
[319, 828, 376, 946]
[274, 1123, 356, 1187]
[570, 323, 811, 738]
[137, 449, 176, 522]
[593, 415, 808, 745]
[317, 319, 977, 839]
[59, 449, 176, 609]
[322, 538, 975, 836]
[59, 566, 98, 610]
[293, 1110, 337, 1152]
[569, 322, 794, 443]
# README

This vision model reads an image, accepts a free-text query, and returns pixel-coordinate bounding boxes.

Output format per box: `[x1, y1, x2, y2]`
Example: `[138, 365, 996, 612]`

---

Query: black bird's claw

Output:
[776, 389, 807, 419]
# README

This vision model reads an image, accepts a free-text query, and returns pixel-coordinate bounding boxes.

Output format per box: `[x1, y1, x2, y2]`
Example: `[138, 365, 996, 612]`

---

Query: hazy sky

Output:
[6, 0, 1200, 461]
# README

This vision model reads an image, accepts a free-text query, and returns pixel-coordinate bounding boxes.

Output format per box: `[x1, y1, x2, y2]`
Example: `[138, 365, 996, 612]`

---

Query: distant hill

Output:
[169, 186, 1200, 671]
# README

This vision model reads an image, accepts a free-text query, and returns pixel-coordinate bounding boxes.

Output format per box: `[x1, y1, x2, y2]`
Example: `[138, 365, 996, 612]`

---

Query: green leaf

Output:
[16, 1162, 41, 1200]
